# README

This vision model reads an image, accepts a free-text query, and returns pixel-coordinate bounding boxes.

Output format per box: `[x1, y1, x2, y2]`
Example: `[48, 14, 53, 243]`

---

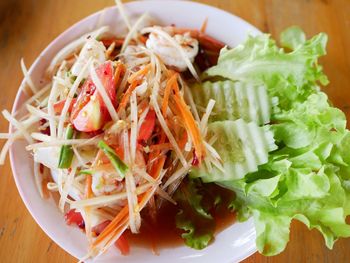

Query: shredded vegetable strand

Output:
[118, 82, 138, 113]
[72, 146, 87, 168]
[129, 91, 138, 163]
[71, 183, 152, 208]
[116, 68, 129, 100]
[163, 165, 191, 188]
[30, 132, 52, 142]
[48, 61, 67, 138]
[162, 73, 177, 116]
[59, 166, 77, 211]
[122, 127, 131, 165]
[121, 12, 149, 53]
[137, 106, 149, 132]
[183, 81, 201, 123]
[20, 58, 38, 94]
[134, 167, 157, 184]
[26, 105, 57, 122]
[156, 186, 176, 205]
[125, 171, 141, 233]
[26, 137, 100, 150]
[204, 141, 222, 161]
[14, 84, 51, 117]
[127, 64, 151, 84]
[200, 99, 216, 135]
[0, 115, 40, 164]
[83, 174, 94, 244]
[2, 110, 33, 144]
[115, 0, 132, 30]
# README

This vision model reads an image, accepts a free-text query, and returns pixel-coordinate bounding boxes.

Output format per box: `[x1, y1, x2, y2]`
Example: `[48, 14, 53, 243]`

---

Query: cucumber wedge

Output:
[191, 119, 277, 182]
[191, 80, 271, 125]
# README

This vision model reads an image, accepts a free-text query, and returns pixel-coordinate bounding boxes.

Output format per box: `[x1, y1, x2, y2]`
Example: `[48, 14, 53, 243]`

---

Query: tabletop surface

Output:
[0, 0, 349, 262]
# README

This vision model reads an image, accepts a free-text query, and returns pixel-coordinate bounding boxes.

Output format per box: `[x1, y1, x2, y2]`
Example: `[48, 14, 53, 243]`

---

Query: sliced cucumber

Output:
[191, 119, 277, 182]
[191, 80, 271, 125]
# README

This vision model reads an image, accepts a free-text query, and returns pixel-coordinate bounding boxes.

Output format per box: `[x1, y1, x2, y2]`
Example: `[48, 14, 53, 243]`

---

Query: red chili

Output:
[192, 151, 199, 166]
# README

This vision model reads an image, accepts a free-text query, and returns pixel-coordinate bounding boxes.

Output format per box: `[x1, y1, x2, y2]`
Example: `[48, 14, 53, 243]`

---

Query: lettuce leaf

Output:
[221, 163, 350, 255]
[190, 27, 350, 256]
[206, 30, 328, 112]
[280, 26, 306, 50]
[174, 179, 235, 250]
[174, 178, 215, 250]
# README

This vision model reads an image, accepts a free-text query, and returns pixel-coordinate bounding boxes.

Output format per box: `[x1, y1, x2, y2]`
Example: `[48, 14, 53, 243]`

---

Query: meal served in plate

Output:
[1, 0, 350, 261]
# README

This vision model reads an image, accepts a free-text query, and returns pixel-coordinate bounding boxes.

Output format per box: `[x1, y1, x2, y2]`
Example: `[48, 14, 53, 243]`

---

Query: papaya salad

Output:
[0, 2, 232, 260]
[2, 0, 350, 261]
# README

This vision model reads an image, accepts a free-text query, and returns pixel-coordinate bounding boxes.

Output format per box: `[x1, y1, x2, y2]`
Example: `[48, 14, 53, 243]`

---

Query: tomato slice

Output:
[65, 209, 85, 229]
[138, 110, 156, 143]
[71, 62, 116, 132]
[114, 233, 130, 255]
[53, 98, 77, 114]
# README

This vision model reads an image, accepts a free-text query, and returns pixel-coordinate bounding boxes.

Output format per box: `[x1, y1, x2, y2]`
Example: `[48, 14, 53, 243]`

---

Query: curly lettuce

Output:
[190, 26, 350, 255]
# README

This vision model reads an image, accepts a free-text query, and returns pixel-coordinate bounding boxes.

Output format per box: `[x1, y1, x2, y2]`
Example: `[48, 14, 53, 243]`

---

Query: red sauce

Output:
[125, 202, 183, 252]
[125, 183, 236, 253]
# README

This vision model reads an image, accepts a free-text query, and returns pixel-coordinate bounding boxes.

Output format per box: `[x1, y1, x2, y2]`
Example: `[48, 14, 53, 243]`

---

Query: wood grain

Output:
[0, 0, 349, 262]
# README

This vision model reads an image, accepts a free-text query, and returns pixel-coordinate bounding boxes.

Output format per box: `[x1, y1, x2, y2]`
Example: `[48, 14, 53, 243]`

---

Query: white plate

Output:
[9, 1, 260, 262]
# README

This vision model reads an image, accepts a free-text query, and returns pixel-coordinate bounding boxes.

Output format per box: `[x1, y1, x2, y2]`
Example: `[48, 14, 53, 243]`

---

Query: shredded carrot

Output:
[117, 64, 151, 113]
[114, 63, 126, 89]
[149, 143, 172, 152]
[169, 78, 204, 158]
[93, 206, 129, 246]
[148, 155, 166, 187]
[162, 73, 178, 116]
[172, 77, 181, 95]
[200, 17, 208, 33]
[178, 131, 188, 150]
[127, 64, 151, 84]
[101, 216, 129, 250]
[173, 93, 205, 162]
[85, 174, 93, 198]
[117, 81, 139, 113]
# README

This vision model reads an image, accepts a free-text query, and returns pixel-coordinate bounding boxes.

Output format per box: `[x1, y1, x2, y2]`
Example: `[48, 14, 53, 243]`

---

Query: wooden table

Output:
[0, 0, 349, 262]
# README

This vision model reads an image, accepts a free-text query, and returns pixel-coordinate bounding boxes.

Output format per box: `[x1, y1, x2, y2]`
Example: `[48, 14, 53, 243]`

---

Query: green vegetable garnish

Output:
[58, 124, 74, 169]
[97, 140, 128, 178]
[174, 179, 215, 250]
[78, 169, 93, 175]
[190, 27, 350, 256]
